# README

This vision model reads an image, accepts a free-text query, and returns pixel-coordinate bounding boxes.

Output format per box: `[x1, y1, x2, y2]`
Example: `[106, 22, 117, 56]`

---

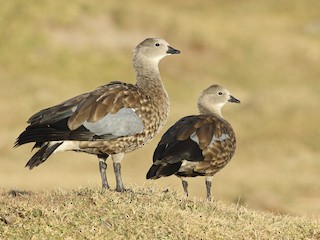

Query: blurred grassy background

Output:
[1, 0, 320, 217]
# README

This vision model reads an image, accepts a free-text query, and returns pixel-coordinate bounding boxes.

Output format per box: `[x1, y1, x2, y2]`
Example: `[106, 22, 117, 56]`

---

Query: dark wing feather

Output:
[147, 116, 205, 179]
[153, 116, 209, 163]
[15, 119, 102, 147]
[27, 93, 90, 125]
[25, 142, 63, 169]
[146, 162, 182, 179]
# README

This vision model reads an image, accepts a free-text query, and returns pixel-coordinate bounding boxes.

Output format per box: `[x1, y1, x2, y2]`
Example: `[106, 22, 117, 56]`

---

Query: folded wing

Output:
[15, 81, 145, 147]
[146, 115, 234, 179]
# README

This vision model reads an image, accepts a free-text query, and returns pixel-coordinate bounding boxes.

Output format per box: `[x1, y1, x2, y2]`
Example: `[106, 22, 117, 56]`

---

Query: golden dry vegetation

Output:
[1, 0, 320, 232]
[1, 187, 319, 239]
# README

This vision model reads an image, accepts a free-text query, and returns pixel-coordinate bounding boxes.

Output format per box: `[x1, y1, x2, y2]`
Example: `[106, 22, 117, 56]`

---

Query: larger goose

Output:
[146, 85, 240, 200]
[15, 38, 180, 192]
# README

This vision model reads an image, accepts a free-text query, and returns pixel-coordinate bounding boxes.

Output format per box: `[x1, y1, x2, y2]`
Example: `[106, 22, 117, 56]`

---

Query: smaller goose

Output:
[146, 85, 240, 200]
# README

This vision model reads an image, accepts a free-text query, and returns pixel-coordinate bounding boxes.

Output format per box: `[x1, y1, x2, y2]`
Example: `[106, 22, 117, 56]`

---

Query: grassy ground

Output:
[1, 187, 319, 239]
[1, 0, 320, 223]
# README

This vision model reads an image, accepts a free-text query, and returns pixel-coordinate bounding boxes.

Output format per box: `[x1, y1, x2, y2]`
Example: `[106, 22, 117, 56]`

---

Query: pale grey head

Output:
[133, 38, 180, 92]
[198, 84, 240, 116]
[133, 38, 180, 64]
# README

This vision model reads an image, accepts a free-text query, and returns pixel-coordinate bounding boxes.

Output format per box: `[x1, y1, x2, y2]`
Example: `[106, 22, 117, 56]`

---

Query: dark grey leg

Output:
[205, 176, 213, 201]
[99, 157, 110, 190]
[113, 162, 124, 192]
[111, 153, 125, 192]
[181, 177, 189, 197]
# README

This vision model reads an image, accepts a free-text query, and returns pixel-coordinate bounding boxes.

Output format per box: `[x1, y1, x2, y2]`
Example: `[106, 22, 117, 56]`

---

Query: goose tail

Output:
[25, 142, 63, 169]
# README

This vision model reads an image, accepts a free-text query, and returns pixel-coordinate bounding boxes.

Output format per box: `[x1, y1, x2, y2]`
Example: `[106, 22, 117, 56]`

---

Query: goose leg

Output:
[181, 177, 189, 197]
[112, 153, 125, 192]
[205, 176, 213, 201]
[98, 155, 110, 189]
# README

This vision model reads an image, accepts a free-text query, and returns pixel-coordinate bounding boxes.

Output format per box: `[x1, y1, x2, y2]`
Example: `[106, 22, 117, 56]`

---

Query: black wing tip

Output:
[146, 165, 160, 180]
[24, 142, 62, 170]
[146, 171, 154, 180]
[14, 137, 30, 148]
[14, 129, 35, 147]
[14, 137, 28, 148]
[25, 163, 34, 170]
[146, 175, 160, 180]
[13, 139, 20, 148]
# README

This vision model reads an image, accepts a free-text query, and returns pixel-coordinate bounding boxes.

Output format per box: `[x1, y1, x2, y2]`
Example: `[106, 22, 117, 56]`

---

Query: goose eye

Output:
[155, 43, 160, 47]
[218, 92, 223, 95]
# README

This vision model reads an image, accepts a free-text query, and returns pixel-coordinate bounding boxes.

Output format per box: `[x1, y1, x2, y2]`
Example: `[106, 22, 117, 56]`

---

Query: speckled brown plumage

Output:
[146, 84, 240, 200]
[15, 38, 180, 191]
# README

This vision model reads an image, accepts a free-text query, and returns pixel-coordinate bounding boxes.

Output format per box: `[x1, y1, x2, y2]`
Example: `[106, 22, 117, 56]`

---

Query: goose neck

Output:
[198, 103, 223, 117]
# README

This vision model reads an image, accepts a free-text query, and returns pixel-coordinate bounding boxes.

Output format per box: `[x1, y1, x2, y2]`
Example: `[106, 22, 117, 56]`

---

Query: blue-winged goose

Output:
[15, 38, 180, 192]
[146, 85, 240, 200]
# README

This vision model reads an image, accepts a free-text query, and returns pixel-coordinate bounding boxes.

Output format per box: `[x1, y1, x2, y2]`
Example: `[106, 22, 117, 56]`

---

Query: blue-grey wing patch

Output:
[190, 132, 230, 145]
[83, 108, 144, 136]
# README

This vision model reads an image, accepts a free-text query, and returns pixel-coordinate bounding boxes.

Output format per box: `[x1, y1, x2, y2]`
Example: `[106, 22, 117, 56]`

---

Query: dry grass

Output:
[1, 187, 319, 239]
[1, 0, 320, 225]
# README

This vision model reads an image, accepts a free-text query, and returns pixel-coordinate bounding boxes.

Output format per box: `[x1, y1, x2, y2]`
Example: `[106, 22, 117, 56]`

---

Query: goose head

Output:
[134, 38, 180, 64]
[198, 85, 240, 117]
